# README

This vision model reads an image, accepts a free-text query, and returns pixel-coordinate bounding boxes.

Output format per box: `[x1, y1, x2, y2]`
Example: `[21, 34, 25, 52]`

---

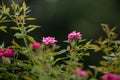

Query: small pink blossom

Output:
[3, 48, 15, 57]
[31, 42, 41, 49]
[68, 31, 82, 41]
[0, 49, 4, 59]
[75, 68, 87, 77]
[42, 37, 57, 45]
[102, 73, 120, 80]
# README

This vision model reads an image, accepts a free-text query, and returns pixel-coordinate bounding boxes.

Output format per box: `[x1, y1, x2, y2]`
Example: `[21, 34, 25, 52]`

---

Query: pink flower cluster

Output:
[102, 73, 120, 80]
[31, 42, 41, 49]
[75, 68, 87, 77]
[42, 37, 57, 45]
[0, 48, 15, 59]
[68, 31, 82, 41]
[31, 32, 82, 47]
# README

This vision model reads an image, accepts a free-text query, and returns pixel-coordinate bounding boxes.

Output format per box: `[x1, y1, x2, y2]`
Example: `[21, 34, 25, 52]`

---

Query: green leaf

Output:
[0, 16, 7, 22]
[85, 40, 92, 45]
[15, 4, 18, 11]
[100, 61, 108, 66]
[0, 42, 5, 48]
[22, 75, 32, 80]
[26, 18, 36, 20]
[84, 52, 90, 56]
[27, 28, 36, 33]
[67, 45, 70, 51]
[11, 27, 21, 30]
[27, 25, 40, 33]
[58, 49, 66, 54]
[0, 26, 7, 32]
[85, 44, 101, 52]
[112, 40, 120, 44]
[22, 2, 27, 11]
[78, 39, 87, 43]
[12, 40, 21, 49]
[0, 67, 6, 71]
[63, 40, 69, 43]
[89, 65, 97, 69]
[54, 57, 67, 64]
[111, 27, 116, 31]
[14, 33, 25, 39]
[5, 7, 10, 13]
[27, 35, 35, 43]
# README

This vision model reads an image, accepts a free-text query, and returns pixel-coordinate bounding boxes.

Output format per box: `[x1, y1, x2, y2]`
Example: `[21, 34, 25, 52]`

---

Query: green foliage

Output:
[0, 1, 120, 80]
[88, 24, 120, 78]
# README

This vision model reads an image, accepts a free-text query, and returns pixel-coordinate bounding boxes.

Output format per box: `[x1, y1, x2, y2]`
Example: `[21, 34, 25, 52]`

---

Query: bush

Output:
[0, 1, 120, 80]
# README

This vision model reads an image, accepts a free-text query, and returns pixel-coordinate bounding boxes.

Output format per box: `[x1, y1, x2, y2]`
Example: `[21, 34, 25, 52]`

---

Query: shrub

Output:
[0, 1, 120, 80]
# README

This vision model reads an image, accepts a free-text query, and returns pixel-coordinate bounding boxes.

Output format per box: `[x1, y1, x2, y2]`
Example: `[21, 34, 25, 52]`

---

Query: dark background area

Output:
[0, 0, 120, 66]
[28, 0, 120, 47]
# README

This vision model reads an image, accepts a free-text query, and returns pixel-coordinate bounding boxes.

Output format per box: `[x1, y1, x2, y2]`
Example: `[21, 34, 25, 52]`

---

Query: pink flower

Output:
[31, 42, 41, 49]
[3, 48, 15, 57]
[75, 68, 87, 77]
[42, 37, 57, 45]
[0, 49, 4, 59]
[68, 31, 82, 41]
[102, 73, 120, 80]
